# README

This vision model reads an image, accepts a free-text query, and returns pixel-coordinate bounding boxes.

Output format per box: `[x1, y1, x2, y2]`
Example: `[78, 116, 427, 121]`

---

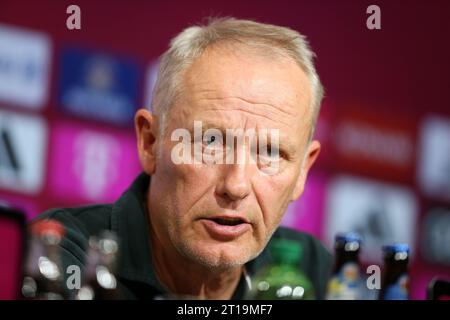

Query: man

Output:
[38, 17, 331, 299]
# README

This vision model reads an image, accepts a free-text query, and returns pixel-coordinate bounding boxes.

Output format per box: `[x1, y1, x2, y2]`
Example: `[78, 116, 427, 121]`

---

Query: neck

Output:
[149, 228, 243, 300]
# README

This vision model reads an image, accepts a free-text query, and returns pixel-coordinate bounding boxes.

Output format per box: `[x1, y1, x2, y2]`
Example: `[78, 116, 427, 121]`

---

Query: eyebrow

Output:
[187, 120, 298, 157]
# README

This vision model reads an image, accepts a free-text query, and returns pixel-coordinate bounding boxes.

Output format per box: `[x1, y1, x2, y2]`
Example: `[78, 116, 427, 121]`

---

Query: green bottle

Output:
[246, 239, 315, 300]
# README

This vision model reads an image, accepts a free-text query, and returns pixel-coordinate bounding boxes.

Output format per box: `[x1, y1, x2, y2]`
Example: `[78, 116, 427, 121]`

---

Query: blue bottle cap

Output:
[335, 232, 362, 243]
[382, 243, 410, 254]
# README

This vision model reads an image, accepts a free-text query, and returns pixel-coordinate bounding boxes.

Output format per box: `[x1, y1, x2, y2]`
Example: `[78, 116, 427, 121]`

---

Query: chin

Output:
[180, 241, 255, 270]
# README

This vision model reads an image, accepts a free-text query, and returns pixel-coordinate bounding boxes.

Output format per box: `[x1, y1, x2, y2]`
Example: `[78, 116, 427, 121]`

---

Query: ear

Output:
[135, 109, 159, 175]
[291, 140, 321, 201]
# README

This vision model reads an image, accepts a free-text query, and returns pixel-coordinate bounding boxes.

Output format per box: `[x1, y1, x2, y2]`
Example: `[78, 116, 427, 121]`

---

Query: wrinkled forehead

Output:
[187, 46, 310, 109]
[172, 45, 313, 138]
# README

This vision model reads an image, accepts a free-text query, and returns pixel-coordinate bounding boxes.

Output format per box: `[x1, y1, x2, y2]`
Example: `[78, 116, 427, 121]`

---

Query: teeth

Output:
[214, 218, 243, 226]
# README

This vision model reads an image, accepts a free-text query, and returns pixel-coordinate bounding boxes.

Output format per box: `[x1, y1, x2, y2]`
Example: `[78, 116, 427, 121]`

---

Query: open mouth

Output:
[202, 216, 251, 239]
[209, 217, 246, 226]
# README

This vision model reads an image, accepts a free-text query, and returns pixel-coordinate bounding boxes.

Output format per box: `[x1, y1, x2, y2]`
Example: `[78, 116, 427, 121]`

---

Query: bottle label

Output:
[326, 262, 361, 300]
[384, 274, 408, 300]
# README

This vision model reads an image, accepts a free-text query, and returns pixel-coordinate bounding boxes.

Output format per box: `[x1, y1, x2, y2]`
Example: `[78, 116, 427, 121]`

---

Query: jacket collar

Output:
[110, 172, 165, 291]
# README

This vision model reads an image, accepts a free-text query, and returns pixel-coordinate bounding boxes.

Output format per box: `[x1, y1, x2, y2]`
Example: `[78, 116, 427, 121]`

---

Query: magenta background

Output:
[48, 120, 141, 204]
[0, 195, 39, 220]
[0, 218, 22, 300]
[280, 173, 326, 239]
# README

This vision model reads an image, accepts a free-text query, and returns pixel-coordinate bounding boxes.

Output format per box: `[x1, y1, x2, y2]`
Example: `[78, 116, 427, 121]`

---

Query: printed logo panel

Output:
[324, 175, 418, 263]
[59, 48, 141, 126]
[421, 207, 450, 266]
[418, 116, 450, 201]
[48, 121, 141, 203]
[0, 110, 47, 194]
[0, 24, 51, 110]
[329, 106, 416, 183]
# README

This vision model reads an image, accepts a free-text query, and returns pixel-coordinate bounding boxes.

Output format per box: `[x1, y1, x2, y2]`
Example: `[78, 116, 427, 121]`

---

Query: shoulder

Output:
[271, 226, 331, 262]
[269, 226, 333, 299]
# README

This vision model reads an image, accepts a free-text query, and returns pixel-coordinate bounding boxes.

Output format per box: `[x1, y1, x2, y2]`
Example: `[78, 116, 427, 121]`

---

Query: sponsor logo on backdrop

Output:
[330, 107, 415, 182]
[0, 24, 51, 109]
[335, 122, 413, 166]
[49, 121, 141, 202]
[324, 175, 418, 263]
[59, 48, 141, 125]
[0, 110, 47, 194]
[418, 116, 450, 201]
[422, 208, 450, 266]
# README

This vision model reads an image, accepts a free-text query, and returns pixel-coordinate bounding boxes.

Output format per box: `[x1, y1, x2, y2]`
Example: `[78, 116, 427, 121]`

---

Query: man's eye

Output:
[259, 146, 281, 159]
[204, 135, 218, 146]
[268, 147, 280, 158]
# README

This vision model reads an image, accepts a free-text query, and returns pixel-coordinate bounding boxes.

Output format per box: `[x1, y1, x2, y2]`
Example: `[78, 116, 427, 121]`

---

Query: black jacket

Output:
[37, 173, 332, 299]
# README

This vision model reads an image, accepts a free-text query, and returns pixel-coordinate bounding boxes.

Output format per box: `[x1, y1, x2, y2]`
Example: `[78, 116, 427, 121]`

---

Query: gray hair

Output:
[150, 17, 324, 139]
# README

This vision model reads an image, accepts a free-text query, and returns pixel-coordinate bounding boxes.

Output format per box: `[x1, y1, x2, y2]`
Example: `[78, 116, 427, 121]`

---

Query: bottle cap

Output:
[335, 232, 362, 243]
[382, 243, 410, 254]
[30, 219, 65, 238]
[335, 232, 362, 252]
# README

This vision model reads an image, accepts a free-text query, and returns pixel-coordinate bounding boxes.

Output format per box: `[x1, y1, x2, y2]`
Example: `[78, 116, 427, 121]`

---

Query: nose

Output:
[216, 163, 252, 202]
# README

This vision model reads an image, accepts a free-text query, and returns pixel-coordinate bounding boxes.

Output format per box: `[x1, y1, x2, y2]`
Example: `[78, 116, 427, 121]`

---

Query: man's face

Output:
[144, 46, 319, 269]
